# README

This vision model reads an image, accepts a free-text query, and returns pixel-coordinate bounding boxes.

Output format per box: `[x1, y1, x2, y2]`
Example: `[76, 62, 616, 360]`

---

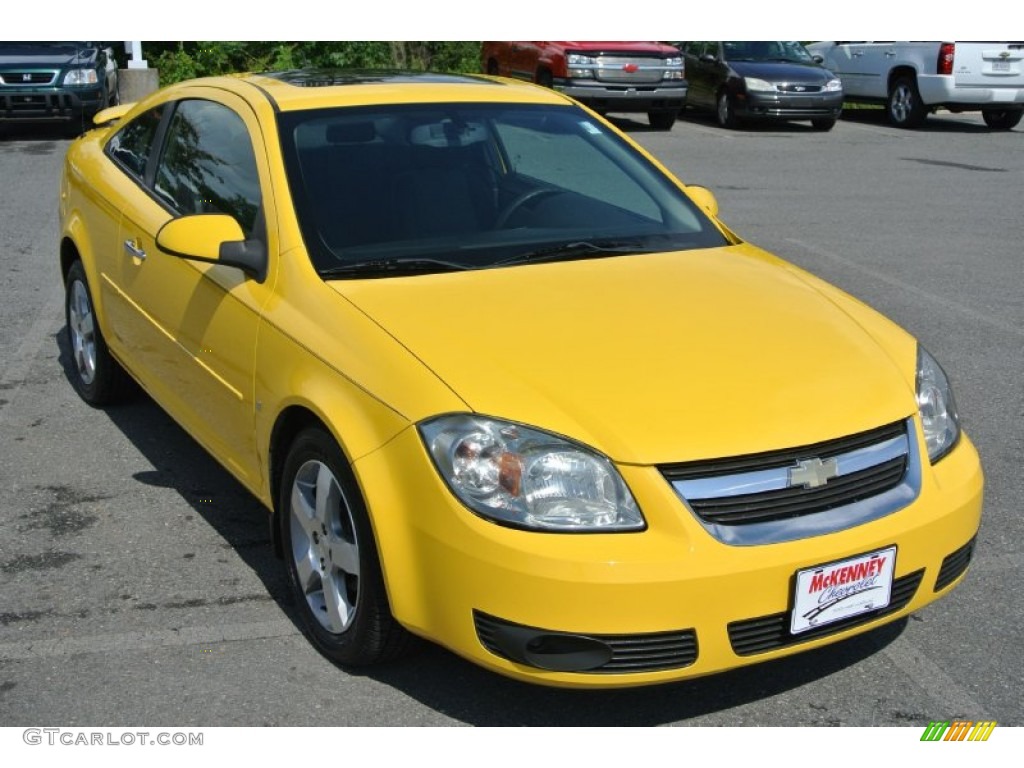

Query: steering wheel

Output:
[495, 188, 563, 228]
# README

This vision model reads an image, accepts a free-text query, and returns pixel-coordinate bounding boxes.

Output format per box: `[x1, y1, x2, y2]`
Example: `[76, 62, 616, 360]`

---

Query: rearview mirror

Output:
[156, 214, 267, 282]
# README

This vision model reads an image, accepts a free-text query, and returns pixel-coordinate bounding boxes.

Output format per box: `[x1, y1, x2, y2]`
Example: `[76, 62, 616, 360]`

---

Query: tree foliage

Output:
[144, 42, 483, 85]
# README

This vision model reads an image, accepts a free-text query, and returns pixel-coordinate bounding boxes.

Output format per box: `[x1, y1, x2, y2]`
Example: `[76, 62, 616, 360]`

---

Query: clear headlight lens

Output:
[63, 69, 98, 86]
[916, 346, 960, 462]
[420, 414, 644, 532]
[823, 78, 842, 92]
[744, 77, 776, 92]
[567, 53, 597, 66]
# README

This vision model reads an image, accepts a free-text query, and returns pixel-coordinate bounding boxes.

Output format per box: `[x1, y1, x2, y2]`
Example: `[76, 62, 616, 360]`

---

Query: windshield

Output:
[722, 41, 815, 64]
[278, 102, 729, 278]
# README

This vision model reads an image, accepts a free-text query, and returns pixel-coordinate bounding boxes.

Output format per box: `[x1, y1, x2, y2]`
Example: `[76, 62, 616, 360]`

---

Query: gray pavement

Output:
[0, 110, 1020, 727]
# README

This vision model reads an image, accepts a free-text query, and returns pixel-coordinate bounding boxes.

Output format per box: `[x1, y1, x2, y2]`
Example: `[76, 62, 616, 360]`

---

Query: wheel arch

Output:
[268, 404, 333, 558]
[887, 66, 918, 93]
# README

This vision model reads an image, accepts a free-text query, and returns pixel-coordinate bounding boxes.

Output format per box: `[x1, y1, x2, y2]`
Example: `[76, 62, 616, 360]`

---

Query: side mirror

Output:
[812, 55, 825, 65]
[156, 214, 267, 282]
[685, 185, 719, 218]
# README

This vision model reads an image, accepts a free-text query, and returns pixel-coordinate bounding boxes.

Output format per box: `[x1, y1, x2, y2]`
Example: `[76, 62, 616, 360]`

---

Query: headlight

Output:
[63, 69, 99, 86]
[420, 414, 645, 532]
[567, 53, 597, 66]
[916, 346, 960, 462]
[744, 77, 776, 92]
[823, 78, 842, 92]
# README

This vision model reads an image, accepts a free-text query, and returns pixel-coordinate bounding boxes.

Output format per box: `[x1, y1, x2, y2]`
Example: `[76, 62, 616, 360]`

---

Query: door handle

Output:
[123, 239, 146, 260]
[852, 51, 863, 57]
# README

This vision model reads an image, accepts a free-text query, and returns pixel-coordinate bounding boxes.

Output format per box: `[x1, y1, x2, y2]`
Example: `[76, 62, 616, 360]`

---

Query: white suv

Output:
[807, 41, 1024, 129]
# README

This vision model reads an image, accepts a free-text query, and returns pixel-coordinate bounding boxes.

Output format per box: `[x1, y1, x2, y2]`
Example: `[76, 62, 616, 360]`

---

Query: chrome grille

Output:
[594, 56, 671, 85]
[0, 71, 57, 86]
[662, 419, 920, 545]
[777, 83, 823, 93]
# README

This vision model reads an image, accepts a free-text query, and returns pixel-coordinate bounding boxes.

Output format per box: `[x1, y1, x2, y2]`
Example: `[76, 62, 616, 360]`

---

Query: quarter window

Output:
[153, 99, 261, 237]
[107, 105, 165, 180]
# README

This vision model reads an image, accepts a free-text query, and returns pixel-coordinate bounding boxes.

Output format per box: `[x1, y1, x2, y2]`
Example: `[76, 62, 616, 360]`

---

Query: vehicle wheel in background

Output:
[717, 91, 739, 129]
[64, 261, 132, 405]
[887, 76, 927, 128]
[648, 110, 677, 130]
[279, 427, 415, 667]
[811, 117, 837, 131]
[486, 59, 499, 76]
[536, 69, 553, 89]
[981, 108, 1023, 130]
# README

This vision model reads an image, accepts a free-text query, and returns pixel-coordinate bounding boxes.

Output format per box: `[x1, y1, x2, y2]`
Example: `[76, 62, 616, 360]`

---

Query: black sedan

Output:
[679, 41, 843, 130]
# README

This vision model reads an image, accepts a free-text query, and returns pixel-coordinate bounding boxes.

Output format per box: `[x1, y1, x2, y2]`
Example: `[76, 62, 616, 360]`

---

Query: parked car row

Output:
[481, 41, 1024, 132]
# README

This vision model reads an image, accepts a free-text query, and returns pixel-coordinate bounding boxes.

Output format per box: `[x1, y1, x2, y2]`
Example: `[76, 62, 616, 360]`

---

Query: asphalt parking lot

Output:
[0, 108, 1021, 727]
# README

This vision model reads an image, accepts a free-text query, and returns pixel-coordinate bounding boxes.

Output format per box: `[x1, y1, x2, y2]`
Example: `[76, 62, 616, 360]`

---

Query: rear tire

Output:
[279, 427, 415, 667]
[887, 76, 927, 128]
[981, 108, 1022, 130]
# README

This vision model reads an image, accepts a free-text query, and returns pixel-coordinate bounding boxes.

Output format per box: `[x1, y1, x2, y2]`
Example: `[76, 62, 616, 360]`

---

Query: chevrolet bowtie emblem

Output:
[789, 457, 839, 489]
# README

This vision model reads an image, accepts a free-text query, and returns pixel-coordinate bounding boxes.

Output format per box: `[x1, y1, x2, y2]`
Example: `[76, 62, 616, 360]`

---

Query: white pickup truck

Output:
[806, 41, 1024, 129]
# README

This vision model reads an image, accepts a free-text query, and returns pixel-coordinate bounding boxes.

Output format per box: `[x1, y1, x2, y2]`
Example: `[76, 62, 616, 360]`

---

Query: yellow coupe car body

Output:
[59, 71, 982, 688]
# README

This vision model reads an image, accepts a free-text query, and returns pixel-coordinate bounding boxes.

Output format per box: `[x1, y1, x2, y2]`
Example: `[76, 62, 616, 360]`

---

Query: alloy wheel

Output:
[289, 459, 361, 634]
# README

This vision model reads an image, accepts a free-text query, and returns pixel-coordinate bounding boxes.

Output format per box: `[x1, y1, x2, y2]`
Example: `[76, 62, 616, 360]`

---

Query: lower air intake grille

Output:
[474, 611, 698, 673]
[728, 569, 924, 656]
[934, 538, 975, 592]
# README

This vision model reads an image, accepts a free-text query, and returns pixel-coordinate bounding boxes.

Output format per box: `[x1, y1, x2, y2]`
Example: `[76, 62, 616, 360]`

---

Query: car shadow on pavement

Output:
[53, 329, 298, 623]
[54, 327, 908, 726]
[838, 108, 1002, 133]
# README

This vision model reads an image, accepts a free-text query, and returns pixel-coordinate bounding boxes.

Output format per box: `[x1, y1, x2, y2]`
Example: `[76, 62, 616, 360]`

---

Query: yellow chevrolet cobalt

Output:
[59, 70, 983, 688]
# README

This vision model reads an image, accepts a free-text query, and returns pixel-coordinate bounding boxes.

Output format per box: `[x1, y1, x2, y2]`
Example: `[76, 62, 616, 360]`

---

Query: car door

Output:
[827, 41, 891, 98]
[113, 92, 274, 488]
[684, 42, 717, 108]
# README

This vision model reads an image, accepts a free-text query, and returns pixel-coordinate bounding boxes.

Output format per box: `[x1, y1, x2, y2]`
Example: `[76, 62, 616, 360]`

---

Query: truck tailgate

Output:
[954, 42, 1024, 90]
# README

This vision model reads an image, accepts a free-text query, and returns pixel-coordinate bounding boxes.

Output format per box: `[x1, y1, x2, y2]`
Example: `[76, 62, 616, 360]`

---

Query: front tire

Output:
[279, 427, 414, 666]
[981, 108, 1022, 130]
[717, 90, 739, 129]
[64, 260, 131, 405]
[648, 110, 677, 131]
[887, 76, 927, 128]
[811, 117, 837, 131]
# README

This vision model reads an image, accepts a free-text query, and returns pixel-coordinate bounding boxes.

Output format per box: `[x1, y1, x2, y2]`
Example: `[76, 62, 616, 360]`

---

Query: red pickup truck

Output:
[481, 41, 686, 130]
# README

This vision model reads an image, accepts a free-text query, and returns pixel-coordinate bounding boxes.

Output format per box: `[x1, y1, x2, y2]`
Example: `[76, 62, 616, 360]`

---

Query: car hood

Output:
[0, 43, 98, 68]
[332, 244, 915, 465]
[729, 61, 832, 83]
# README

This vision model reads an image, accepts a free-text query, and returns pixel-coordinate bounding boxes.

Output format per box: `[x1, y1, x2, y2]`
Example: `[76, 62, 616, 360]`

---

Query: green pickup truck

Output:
[0, 42, 119, 134]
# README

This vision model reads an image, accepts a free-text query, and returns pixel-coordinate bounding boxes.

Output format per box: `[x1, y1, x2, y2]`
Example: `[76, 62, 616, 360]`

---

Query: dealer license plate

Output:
[791, 547, 896, 634]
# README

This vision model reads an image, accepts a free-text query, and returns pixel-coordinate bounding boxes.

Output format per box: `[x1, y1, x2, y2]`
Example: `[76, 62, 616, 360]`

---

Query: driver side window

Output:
[154, 99, 261, 238]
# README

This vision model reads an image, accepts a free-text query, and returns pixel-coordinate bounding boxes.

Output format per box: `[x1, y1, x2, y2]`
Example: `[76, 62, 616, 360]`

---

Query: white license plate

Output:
[992, 61, 1011, 72]
[791, 547, 896, 634]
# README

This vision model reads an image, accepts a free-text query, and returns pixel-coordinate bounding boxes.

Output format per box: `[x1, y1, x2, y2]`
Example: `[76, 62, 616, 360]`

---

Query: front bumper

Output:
[556, 79, 688, 113]
[355, 421, 983, 688]
[736, 90, 844, 120]
[0, 86, 105, 122]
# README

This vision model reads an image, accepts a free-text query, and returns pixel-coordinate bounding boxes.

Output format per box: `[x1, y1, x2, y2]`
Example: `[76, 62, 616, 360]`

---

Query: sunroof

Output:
[265, 69, 498, 88]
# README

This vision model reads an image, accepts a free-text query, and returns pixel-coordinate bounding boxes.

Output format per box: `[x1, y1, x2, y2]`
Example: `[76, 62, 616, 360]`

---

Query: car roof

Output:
[210, 70, 573, 112]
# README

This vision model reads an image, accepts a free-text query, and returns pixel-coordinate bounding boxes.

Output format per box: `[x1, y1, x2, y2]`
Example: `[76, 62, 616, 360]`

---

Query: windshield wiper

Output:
[493, 239, 652, 268]
[319, 257, 470, 279]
